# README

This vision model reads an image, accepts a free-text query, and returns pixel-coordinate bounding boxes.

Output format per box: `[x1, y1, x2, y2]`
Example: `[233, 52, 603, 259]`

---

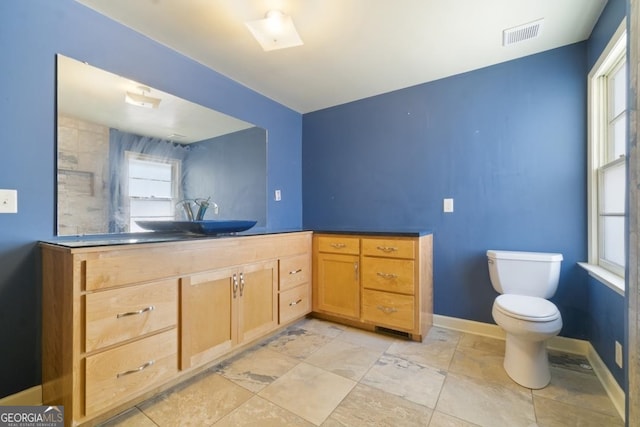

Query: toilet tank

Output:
[487, 250, 563, 298]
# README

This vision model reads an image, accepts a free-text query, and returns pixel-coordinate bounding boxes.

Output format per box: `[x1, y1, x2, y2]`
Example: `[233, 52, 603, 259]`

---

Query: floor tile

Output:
[548, 350, 595, 374]
[533, 395, 624, 427]
[213, 395, 315, 426]
[305, 338, 383, 381]
[428, 410, 481, 427]
[323, 383, 433, 426]
[292, 317, 346, 338]
[385, 334, 457, 371]
[216, 346, 300, 392]
[97, 318, 623, 427]
[137, 371, 253, 426]
[259, 362, 356, 425]
[98, 407, 157, 427]
[360, 353, 446, 408]
[265, 328, 334, 360]
[436, 372, 536, 427]
[532, 366, 620, 418]
[334, 326, 396, 352]
[448, 335, 515, 387]
[427, 326, 463, 345]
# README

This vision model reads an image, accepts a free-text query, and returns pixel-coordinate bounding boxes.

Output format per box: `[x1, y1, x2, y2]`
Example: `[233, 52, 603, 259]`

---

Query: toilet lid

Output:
[494, 294, 560, 321]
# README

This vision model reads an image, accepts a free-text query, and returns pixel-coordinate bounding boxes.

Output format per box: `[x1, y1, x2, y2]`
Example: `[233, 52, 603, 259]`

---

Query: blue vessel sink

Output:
[136, 220, 257, 235]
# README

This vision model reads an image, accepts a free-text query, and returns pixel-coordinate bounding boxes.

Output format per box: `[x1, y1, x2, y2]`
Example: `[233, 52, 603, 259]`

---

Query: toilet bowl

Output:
[492, 294, 562, 389]
[487, 250, 563, 389]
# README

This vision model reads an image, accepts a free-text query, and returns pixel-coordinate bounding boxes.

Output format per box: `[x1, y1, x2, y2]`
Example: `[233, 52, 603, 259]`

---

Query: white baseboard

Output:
[587, 343, 626, 421]
[0, 385, 42, 406]
[433, 314, 624, 421]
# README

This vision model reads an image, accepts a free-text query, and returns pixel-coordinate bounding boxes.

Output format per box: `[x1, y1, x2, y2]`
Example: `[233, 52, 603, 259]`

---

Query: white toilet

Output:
[487, 250, 563, 389]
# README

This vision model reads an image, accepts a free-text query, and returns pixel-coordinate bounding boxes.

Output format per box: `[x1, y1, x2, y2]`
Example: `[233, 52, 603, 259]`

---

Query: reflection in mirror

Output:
[56, 54, 267, 236]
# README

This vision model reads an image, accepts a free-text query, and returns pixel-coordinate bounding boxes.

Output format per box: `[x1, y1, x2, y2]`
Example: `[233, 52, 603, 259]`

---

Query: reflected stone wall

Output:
[57, 114, 109, 235]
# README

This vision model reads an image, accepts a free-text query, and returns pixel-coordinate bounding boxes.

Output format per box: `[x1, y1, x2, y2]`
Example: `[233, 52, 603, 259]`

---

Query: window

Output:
[587, 21, 627, 287]
[125, 152, 180, 232]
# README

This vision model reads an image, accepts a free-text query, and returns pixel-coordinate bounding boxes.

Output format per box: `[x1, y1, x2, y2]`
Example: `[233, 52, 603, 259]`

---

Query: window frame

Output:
[124, 151, 181, 232]
[586, 19, 627, 290]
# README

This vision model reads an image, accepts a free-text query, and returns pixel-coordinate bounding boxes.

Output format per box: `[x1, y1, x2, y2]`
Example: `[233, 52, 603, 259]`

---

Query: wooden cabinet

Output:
[312, 233, 432, 341]
[313, 235, 360, 319]
[41, 231, 311, 426]
[278, 253, 312, 324]
[181, 260, 278, 370]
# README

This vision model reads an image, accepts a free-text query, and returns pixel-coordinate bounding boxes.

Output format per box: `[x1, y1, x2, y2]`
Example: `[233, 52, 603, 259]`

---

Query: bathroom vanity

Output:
[312, 231, 433, 341]
[40, 231, 311, 426]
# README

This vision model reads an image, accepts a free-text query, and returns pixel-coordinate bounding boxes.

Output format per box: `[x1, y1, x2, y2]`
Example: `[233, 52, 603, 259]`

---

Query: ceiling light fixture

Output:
[245, 9, 303, 51]
[125, 85, 161, 109]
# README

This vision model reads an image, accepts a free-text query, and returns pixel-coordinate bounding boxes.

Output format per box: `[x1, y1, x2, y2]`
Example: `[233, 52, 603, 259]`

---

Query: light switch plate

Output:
[0, 189, 17, 213]
[443, 198, 454, 213]
[274, 189, 282, 201]
[615, 341, 623, 368]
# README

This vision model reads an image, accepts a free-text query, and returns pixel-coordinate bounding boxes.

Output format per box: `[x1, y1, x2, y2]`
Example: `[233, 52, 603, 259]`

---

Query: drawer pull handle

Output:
[376, 305, 398, 315]
[117, 360, 154, 378]
[289, 269, 303, 275]
[377, 246, 398, 253]
[239, 272, 245, 297]
[330, 243, 347, 249]
[116, 305, 155, 319]
[233, 274, 239, 298]
[289, 298, 303, 306]
[376, 272, 398, 280]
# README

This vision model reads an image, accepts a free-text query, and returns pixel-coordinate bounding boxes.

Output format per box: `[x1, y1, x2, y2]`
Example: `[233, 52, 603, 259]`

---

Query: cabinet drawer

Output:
[279, 254, 311, 291]
[316, 236, 360, 255]
[362, 238, 415, 259]
[85, 329, 178, 416]
[85, 279, 178, 352]
[279, 284, 311, 324]
[362, 290, 414, 331]
[361, 258, 415, 294]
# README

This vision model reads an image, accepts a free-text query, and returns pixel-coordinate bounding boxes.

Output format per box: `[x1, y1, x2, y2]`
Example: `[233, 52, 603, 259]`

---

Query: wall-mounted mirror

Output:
[56, 54, 267, 236]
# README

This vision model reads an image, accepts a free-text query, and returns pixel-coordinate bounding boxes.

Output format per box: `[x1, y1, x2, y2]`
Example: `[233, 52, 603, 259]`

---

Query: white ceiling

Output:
[58, 54, 254, 143]
[75, 0, 608, 114]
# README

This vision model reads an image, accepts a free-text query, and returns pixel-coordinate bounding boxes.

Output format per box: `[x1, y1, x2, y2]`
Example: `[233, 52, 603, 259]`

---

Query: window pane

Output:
[129, 159, 173, 181]
[611, 62, 626, 117]
[602, 216, 625, 268]
[601, 161, 625, 213]
[611, 113, 626, 159]
[130, 199, 173, 217]
[129, 178, 172, 198]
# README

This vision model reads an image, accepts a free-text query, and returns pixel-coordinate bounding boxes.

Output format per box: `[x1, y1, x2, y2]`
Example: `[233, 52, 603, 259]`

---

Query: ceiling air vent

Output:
[503, 18, 544, 46]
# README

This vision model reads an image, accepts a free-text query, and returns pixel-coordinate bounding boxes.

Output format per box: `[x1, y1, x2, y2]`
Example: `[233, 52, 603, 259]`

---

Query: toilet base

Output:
[503, 333, 551, 389]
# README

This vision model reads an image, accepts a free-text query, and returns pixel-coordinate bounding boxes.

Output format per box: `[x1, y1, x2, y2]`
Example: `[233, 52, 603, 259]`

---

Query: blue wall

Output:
[304, 43, 589, 337]
[584, 0, 627, 389]
[303, 0, 628, 390]
[0, 0, 302, 398]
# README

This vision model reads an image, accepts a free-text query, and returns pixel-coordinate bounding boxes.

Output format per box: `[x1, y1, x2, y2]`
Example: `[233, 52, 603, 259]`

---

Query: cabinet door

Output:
[238, 260, 278, 344]
[180, 268, 237, 369]
[314, 253, 360, 319]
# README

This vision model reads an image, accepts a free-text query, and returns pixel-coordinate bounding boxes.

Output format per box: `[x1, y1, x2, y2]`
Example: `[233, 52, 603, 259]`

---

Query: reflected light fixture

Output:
[125, 85, 161, 109]
[245, 9, 303, 51]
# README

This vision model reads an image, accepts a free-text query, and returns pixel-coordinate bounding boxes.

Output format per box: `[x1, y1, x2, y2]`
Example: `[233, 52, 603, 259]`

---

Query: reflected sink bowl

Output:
[136, 220, 257, 235]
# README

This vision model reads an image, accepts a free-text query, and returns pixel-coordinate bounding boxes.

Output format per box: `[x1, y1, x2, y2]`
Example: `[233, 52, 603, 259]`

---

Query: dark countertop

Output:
[312, 228, 432, 237]
[39, 228, 304, 248]
[40, 228, 432, 249]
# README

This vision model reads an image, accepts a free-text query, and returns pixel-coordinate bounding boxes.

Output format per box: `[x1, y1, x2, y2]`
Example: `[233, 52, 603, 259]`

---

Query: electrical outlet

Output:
[274, 189, 282, 201]
[0, 189, 17, 213]
[615, 341, 623, 368]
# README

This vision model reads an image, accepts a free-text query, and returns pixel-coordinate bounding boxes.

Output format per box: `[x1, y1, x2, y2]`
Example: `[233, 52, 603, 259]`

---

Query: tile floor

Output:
[101, 318, 623, 427]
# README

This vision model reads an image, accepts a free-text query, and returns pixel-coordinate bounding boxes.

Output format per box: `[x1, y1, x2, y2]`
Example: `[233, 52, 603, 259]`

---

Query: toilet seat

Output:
[494, 294, 559, 322]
